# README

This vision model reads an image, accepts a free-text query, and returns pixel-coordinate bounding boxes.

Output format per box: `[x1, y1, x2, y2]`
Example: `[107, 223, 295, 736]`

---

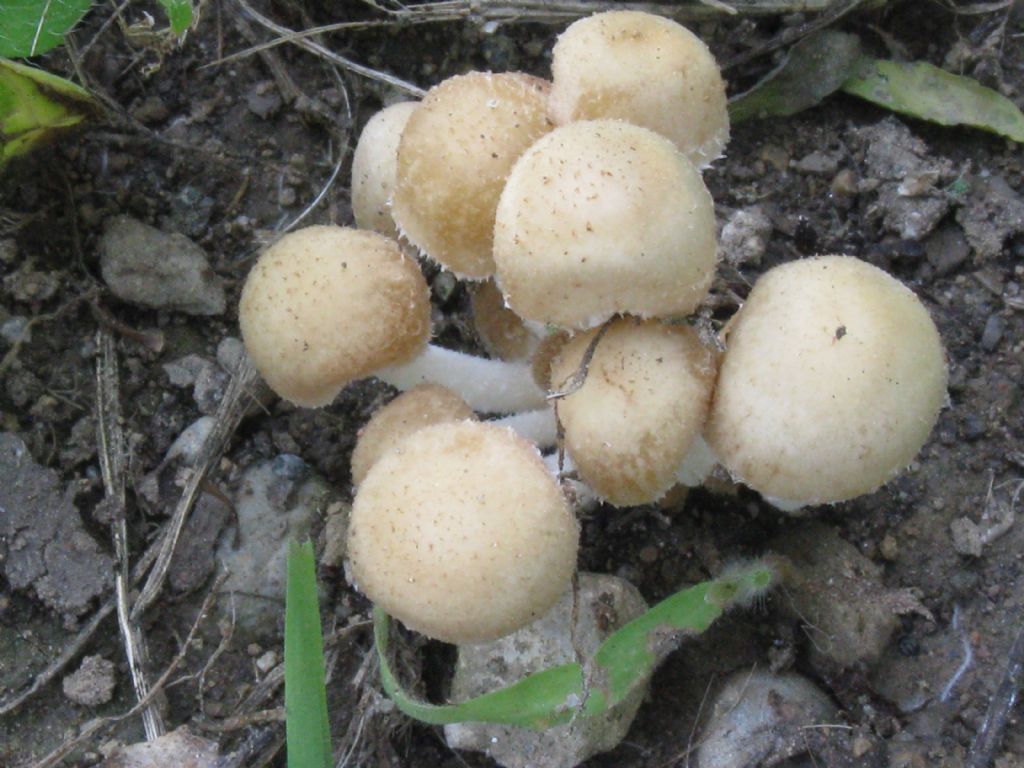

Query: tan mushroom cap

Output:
[391, 72, 553, 279]
[350, 384, 475, 487]
[706, 255, 948, 506]
[351, 102, 418, 237]
[470, 279, 538, 361]
[239, 226, 430, 408]
[530, 329, 571, 391]
[494, 120, 717, 330]
[550, 317, 716, 506]
[347, 421, 578, 644]
[549, 11, 729, 168]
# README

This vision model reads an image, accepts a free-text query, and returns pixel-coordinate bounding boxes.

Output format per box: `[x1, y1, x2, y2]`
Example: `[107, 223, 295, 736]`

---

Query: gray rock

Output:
[980, 314, 1004, 352]
[216, 459, 329, 632]
[955, 172, 1024, 260]
[99, 216, 226, 315]
[924, 225, 970, 276]
[720, 207, 772, 268]
[444, 572, 648, 768]
[792, 151, 840, 176]
[63, 655, 117, 707]
[0, 316, 31, 344]
[0, 433, 114, 615]
[193, 364, 230, 415]
[162, 354, 212, 388]
[216, 336, 246, 373]
[697, 670, 838, 768]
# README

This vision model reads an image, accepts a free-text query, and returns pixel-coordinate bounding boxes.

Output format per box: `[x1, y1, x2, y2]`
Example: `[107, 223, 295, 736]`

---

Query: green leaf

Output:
[0, 0, 93, 58]
[376, 560, 778, 729]
[0, 58, 97, 167]
[158, 0, 193, 35]
[285, 540, 332, 768]
[842, 58, 1024, 143]
[729, 31, 863, 124]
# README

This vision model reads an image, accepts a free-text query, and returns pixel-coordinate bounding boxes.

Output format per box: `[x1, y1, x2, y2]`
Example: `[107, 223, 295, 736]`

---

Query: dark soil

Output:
[1, 2, 1023, 767]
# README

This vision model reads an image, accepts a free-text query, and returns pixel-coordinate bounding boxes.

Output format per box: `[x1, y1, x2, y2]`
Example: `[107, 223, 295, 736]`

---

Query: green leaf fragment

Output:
[285, 540, 332, 768]
[0, 58, 97, 167]
[376, 560, 778, 730]
[0, 0, 93, 58]
[729, 31, 863, 124]
[158, 0, 194, 35]
[842, 58, 1024, 143]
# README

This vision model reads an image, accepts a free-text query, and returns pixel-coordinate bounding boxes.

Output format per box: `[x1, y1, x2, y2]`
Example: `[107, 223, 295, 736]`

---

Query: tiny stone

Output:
[831, 169, 858, 197]
[980, 314, 1004, 351]
[638, 545, 659, 564]
[277, 186, 297, 207]
[217, 336, 246, 373]
[793, 151, 839, 175]
[879, 534, 899, 562]
[255, 650, 278, 673]
[63, 655, 116, 707]
[163, 354, 211, 388]
[132, 95, 170, 124]
[852, 735, 873, 757]
[0, 316, 31, 344]
[961, 414, 986, 441]
[247, 643, 262, 657]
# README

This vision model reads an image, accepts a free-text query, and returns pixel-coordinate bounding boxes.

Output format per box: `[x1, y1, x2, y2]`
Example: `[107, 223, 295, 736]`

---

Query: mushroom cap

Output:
[550, 317, 716, 506]
[391, 72, 553, 279]
[350, 384, 475, 487]
[351, 101, 418, 237]
[494, 120, 717, 330]
[706, 255, 947, 506]
[239, 226, 430, 407]
[549, 11, 729, 168]
[470, 279, 538, 361]
[347, 421, 578, 644]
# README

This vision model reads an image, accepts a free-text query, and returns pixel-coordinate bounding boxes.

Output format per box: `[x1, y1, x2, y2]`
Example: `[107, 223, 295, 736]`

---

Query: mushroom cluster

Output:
[238, 10, 947, 645]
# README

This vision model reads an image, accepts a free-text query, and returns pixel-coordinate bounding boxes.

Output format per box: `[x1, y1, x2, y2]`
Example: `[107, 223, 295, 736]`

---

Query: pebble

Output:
[924, 225, 970, 277]
[980, 314, 1004, 351]
[793, 151, 840, 175]
[63, 655, 116, 707]
[0, 316, 31, 344]
[99, 216, 226, 316]
[719, 207, 772, 268]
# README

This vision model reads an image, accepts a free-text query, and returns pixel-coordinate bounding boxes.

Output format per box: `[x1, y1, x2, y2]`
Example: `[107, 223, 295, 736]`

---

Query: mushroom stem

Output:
[542, 451, 598, 510]
[375, 344, 548, 413]
[492, 407, 558, 448]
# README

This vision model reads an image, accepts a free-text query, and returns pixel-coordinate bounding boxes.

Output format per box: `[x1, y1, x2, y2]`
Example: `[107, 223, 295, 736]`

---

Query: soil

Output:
[1, 2, 1023, 767]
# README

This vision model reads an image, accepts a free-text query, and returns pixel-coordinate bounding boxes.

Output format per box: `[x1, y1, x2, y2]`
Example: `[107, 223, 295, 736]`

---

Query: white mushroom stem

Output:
[375, 344, 547, 413]
[674, 435, 718, 488]
[542, 452, 598, 510]
[492, 407, 558, 448]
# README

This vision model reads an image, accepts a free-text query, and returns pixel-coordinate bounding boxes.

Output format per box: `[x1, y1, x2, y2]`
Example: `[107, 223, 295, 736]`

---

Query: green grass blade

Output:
[285, 540, 332, 768]
[158, 0, 193, 35]
[0, 0, 93, 57]
[376, 560, 778, 730]
[842, 58, 1024, 143]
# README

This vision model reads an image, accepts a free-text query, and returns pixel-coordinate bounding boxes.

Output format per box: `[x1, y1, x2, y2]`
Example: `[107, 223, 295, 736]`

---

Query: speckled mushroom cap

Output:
[706, 255, 948, 507]
[351, 101, 418, 237]
[239, 226, 430, 407]
[494, 120, 717, 330]
[391, 72, 553, 279]
[350, 384, 475, 487]
[550, 317, 716, 506]
[347, 420, 579, 644]
[548, 11, 729, 168]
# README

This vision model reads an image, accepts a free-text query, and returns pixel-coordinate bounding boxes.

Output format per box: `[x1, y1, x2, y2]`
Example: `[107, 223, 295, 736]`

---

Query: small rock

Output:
[255, 650, 278, 673]
[793, 151, 839, 176]
[955, 172, 1024, 260]
[697, 670, 838, 768]
[100, 727, 218, 768]
[246, 88, 282, 120]
[193, 364, 230, 415]
[924, 225, 970, 276]
[0, 315, 31, 344]
[163, 354, 212, 388]
[720, 207, 772, 268]
[99, 216, 226, 315]
[830, 169, 858, 197]
[980, 314, 1004, 351]
[63, 655, 117, 707]
[217, 459, 330, 631]
[879, 534, 900, 562]
[216, 337, 245, 373]
[444, 573, 648, 768]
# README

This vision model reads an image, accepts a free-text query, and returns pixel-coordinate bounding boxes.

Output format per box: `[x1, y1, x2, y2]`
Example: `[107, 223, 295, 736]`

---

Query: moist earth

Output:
[0, 2, 1022, 767]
